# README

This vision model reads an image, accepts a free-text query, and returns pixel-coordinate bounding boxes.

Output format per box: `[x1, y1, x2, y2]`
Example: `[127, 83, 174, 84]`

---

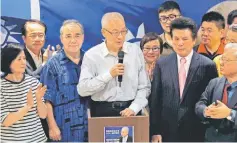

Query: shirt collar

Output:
[59, 49, 84, 65]
[101, 41, 128, 57]
[197, 39, 225, 55]
[226, 80, 237, 89]
[176, 49, 193, 63]
[160, 33, 173, 48]
[26, 47, 42, 59]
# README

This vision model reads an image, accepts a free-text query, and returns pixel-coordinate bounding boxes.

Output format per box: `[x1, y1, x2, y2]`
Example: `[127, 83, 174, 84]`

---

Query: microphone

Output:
[118, 51, 124, 87]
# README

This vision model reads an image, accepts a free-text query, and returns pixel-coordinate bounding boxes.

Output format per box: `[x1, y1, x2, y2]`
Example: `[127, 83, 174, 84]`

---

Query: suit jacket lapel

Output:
[180, 52, 199, 102]
[169, 53, 180, 100]
[212, 77, 226, 103]
[24, 47, 37, 70]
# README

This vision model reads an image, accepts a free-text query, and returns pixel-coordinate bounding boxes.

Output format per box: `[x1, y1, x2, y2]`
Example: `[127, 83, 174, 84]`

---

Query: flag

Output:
[2, 0, 236, 50]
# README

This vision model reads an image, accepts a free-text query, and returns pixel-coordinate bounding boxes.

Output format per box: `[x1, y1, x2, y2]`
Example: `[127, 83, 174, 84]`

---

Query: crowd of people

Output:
[1, 1, 237, 142]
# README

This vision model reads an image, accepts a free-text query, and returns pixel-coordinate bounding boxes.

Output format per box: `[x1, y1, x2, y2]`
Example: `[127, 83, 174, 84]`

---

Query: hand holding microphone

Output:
[109, 63, 124, 78]
[109, 51, 125, 87]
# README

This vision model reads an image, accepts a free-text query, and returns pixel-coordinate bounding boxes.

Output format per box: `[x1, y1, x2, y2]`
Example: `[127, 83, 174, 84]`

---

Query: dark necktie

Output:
[222, 84, 230, 105]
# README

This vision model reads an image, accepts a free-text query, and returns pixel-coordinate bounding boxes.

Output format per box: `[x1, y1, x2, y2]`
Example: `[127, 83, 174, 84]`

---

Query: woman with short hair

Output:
[140, 32, 163, 81]
[1, 43, 47, 142]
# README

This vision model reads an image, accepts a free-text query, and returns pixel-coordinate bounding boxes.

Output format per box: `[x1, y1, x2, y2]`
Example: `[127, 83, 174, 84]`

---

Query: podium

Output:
[88, 108, 149, 142]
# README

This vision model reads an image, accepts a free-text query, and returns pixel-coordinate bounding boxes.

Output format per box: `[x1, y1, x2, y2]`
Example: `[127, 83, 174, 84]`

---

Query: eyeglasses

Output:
[103, 28, 128, 37]
[28, 33, 45, 39]
[220, 56, 237, 63]
[143, 47, 160, 53]
[159, 14, 180, 23]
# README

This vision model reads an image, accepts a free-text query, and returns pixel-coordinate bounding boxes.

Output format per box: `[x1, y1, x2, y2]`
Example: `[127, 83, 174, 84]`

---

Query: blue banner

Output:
[1, 0, 237, 50]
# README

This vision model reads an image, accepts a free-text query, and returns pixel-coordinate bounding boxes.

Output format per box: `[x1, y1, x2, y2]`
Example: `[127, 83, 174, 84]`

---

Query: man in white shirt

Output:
[78, 12, 150, 117]
[150, 17, 218, 142]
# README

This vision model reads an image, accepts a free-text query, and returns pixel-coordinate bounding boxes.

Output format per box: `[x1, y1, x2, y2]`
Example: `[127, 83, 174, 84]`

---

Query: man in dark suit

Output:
[195, 43, 237, 142]
[21, 19, 47, 79]
[21, 19, 59, 79]
[119, 127, 133, 143]
[21, 19, 51, 139]
[150, 17, 218, 142]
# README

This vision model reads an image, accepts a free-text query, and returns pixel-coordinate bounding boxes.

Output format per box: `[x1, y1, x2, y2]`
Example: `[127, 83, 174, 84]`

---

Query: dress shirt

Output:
[177, 50, 193, 77]
[122, 136, 128, 143]
[40, 49, 88, 142]
[78, 42, 151, 114]
[26, 47, 43, 68]
[226, 81, 237, 122]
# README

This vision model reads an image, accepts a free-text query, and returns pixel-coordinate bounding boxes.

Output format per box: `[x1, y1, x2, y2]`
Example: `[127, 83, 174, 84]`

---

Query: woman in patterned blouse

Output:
[140, 32, 163, 81]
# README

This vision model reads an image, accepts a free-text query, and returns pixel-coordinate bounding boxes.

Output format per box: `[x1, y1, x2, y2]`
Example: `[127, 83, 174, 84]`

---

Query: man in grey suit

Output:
[150, 17, 218, 142]
[195, 43, 237, 142]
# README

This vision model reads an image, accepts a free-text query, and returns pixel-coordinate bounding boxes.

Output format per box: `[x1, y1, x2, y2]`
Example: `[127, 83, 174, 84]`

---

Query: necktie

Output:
[222, 84, 230, 105]
[179, 57, 187, 97]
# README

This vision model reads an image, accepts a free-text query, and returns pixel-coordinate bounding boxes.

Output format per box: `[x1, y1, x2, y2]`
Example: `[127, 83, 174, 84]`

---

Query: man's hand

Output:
[120, 108, 135, 117]
[43, 44, 61, 63]
[204, 103, 216, 117]
[43, 45, 51, 63]
[205, 100, 231, 119]
[49, 124, 61, 141]
[110, 63, 124, 78]
[152, 135, 162, 143]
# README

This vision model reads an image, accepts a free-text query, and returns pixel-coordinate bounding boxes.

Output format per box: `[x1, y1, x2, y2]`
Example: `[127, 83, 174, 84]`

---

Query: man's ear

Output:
[22, 35, 26, 43]
[192, 37, 197, 45]
[60, 34, 63, 42]
[220, 29, 225, 39]
[101, 28, 106, 38]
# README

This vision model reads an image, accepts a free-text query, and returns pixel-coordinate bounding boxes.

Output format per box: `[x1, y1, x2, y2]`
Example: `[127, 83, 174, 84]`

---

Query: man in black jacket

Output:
[22, 19, 59, 79]
[21, 19, 51, 139]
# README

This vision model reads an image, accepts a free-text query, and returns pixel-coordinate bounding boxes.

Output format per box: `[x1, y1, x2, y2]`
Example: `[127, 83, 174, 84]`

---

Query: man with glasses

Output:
[214, 24, 237, 77]
[78, 12, 150, 117]
[195, 43, 237, 142]
[158, 1, 181, 56]
[195, 12, 225, 60]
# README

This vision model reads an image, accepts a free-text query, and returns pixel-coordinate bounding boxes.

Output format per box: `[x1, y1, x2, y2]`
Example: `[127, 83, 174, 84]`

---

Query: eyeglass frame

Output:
[103, 28, 128, 37]
[159, 14, 181, 23]
[143, 46, 161, 53]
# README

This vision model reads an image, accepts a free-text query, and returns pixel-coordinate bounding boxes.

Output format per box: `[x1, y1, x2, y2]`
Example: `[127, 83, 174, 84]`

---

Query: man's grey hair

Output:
[101, 12, 124, 28]
[225, 43, 237, 49]
[225, 43, 237, 58]
[229, 24, 237, 32]
[121, 127, 129, 133]
[60, 19, 84, 35]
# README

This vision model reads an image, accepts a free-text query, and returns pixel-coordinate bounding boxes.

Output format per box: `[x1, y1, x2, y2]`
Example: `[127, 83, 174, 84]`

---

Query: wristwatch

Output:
[226, 110, 234, 121]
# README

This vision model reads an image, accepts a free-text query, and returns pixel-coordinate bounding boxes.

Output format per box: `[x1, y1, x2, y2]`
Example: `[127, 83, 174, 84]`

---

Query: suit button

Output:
[216, 129, 218, 132]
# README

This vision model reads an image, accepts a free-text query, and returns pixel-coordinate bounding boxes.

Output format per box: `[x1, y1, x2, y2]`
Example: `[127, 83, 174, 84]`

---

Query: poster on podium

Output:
[104, 126, 134, 143]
